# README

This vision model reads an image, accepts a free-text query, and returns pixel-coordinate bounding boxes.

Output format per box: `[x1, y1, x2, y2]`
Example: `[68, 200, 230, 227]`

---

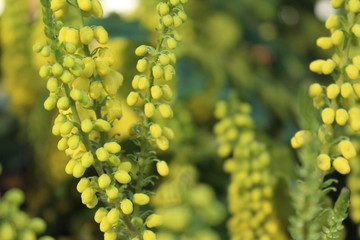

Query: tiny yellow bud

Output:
[331, 0, 344, 8]
[91, 0, 103, 18]
[99, 217, 111, 233]
[63, 56, 75, 68]
[290, 137, 301, 149]
[317, 154, 331, 171]
[322, 59, 336, 75]
[73, 163, 86, 178]
[65, 28, 80, 46]
[120, 162, 132, 172]
[77, 177, 90, 193]
[61, 70, 74, 83]
[81, 118, 93, 133]
[81, 188, 95, 205]
[308, 83, 322, 97]
[82, 57, 95, 78]
[120, 199, 133, 215]
[158, 2, 170, 16]
[89, 81, 104, 99]
[143, 230, 156, 240]
[162, 127, 174, 139]
[107, 208, 120, 225]
[104, 142, 121, 154]
[170, 0, 180, 5]
[326, 15, 340, 29]
[353, 83, 360, 97]
[60, 121, 74, 135]
[158, 104, 173, 118]
[39, 65, 51, 78]
[133, 193, 150, 205]
[80, 26, 94, 45]
[150, 124, 162, 138]
[164, 65, 175, 81]
[335, 109, 349, 126]
[68, 135, 80, 149]
[40, 46, 51, 57]
[105, 186, 119, 200]
[162, 85, 173, 101]
[137, 76, 150, 90]
[163, 15, 173, 27]
[44, 96, 57, 111]
[95, 57, 110, 76]
[96, 147, 109, 162]
[316, 37, 333, 50]
[341, 83, 353, 98]
[52, 63, 64, 76]
[94, 26, 108, 44]
[309, 59, 325, 74]
[98, 174, 111, 189]
[321, 108, 335, 125]
[326, 84, 340, 99]
[146, 214, 163, 228]
[167, 38, 178, 49]
[33, 43, 44, 53]
[77, 0, 92, 11]
[57, 96, 70, 110]
[94, 208, 108, 223]
[353, 24, 360, 37]
[156, 136, 169, 151]
[144, 103, 155, 118]
[178, 11, 187, 21]
[333, 157, 350, 174]
[349, 0, 360, 12]
[115, 170, 131, 184]
[70, 89, 84, 101]
[152, 65, 163, 79]
[346, 64, 359, 80]
[338, 140, 357, 159]
[135, 45, 148, 56]
[159, 54, 170, 65]
[331, 30, 344, 45]
[51, 0, 66, 12]
[136, 59, 148, 73]
[57, 137, 68, 151]
[151, 85, 163, 99]
[95, 119, 111, 132]
[173, 15, 183, 27]
[81, 152, 94, 168]
[156, 161, 169, 176]
[127, 91, 139, 106]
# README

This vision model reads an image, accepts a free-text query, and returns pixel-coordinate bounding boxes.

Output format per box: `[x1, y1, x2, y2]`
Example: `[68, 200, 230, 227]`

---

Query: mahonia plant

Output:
[35, 0, 188, 239]
[214, 98, 287, 240]
[0, 166, 54, 240]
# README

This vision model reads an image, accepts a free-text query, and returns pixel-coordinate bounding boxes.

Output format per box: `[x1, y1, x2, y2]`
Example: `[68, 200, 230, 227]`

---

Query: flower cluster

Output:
[36, 0, 188, 239]
[291, 0, 360, 175]
[214, 100, 287, 240]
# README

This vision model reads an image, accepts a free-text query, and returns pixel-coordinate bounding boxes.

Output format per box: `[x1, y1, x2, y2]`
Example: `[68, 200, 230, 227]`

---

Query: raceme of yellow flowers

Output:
[291, 0, 360, 175]
[35, 0, 188, 239]
[214, 100, 287, 240]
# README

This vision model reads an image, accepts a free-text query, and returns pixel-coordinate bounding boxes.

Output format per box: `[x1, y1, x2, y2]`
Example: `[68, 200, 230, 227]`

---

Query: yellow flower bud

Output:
[151, 85, 163, 99]
[95, 57, 110, 76]
[294, 130, 310, 146]
[115, 170, 131, 184]
[144, 103, 155, 118]
[143, 230, 156, 240]
[135, 45, 148, 56]
[133, 193, 150, 205]
[98, 174, 111, 189]
[321, 108, 335, 125]
[107, 208, 120, 225]
[127, 91, 139, 106]
[158, 2, 170, 16]
[178, 11, 187, 21]
[333, 157, 350, 174]
[95, 119, 111, 132]
[96, 147, 109, 162]
[81, 187, 95, 205]
[81, 119, 93, 133]
[152, 65, 164, 79]
[94, 207, 108, 223]
[89, 81, 104, 99]
[338, 140, 357, 159]
[104, 142, 121, 154]
[170, 0, 180, 5]
[167, 38, 178, 49]
[65, 28, 80, 46]
[316, 37, 333, 50]
[91, 0, 103, 18]
[77, 177, 90, 193]
[106, 186, 119, 200]
[51, 0, 66, 12]
[308, 83, 322, 97]
[106, 99, 123, 120]
[162, 85, 173, 101]
[173, 15, 183, 27]
[331, 30, 344, 45]
[81, 152, 94, 168]
[39, 65, 51, 78]
[57, 96, 70, 110]
[150, 124, 162, 138]
[70, 89, 84, 101]
[353, 83, 360, 97]
[99, 217, 111, 233]
[68, 135, 80, 149]
[156, 161, 169, 176]
[44, 96, 57, 111]
[309, 59, 325, 74]
[58, 27, 69, 43]
[137, 76, 150, 90]
[163, 15, 173, 27]
[52, 63, 64, 76]
[61, 70, 74, 83]
[77, 0, 92, 11]
[349, 0, 360, 12]
[33, 43, 44, 53]
[353, 24, 360, 38]
[146, 214, 163, 228]
[164, 65, 175, 81]
[57, 137, 68, 151]
[317, 154, 331, 171]
[346, 64, 359, 80]
[331, 0, 344, 8]
[120, 199, 133, 215]
[65, 159, 76, 175]
[326, 84, 340, 99]
[162, 127, 175, 139]
[156, 136, 169, 151]
[332, 54, 341, 65]
[80, 26, 94, 45]
[63, 56, 75, 68]
[158, 104, 173, 118]
[60, 121, 74, 135]
[335, 109, 349, 126]
[94, 26, 108, 44]
[136, 59, 148, 73]
[322, 59, 336, 75]
[340, 83, 353, 98]
[290, 137, 301, 149]
[52, 123, 61, 136]
[40, 46, 51, 57]
[73, 163, 86, 178]
[159, 54, 170, 65]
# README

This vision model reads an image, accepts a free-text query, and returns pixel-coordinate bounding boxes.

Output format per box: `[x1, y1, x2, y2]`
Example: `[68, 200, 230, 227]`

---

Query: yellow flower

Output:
[133, 193, 150, 205]
[333, 157, 350, 174]
[156, 161, 169, 176]
[317, 154, 331, 171]
[338, 140, 357, 159]
[120, 199, 133, 215]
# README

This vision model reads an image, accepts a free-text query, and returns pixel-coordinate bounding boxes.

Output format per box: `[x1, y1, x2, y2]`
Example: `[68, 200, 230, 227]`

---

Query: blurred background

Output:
[0, 0, 355, 239]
